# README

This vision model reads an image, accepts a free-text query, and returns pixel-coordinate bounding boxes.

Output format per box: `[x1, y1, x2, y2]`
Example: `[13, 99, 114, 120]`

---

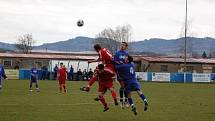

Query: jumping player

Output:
[88, 44, 115, 72]
[29, 65, 40, 92]
[57, 63, 68, 93]
[81, 64, 118, 112]
[116, 56, 148, 115]
[88, 44, 116, 101]
[114, 42, 129, 108]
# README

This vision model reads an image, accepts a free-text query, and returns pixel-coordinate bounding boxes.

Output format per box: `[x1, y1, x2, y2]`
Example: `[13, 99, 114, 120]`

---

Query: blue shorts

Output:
[30, 76, 37, 83]
[125, 81, 141, 93]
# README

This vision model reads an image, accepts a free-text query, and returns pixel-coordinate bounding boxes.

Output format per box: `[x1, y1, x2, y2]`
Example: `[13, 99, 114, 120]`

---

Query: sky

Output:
[0, 0, 215, 45]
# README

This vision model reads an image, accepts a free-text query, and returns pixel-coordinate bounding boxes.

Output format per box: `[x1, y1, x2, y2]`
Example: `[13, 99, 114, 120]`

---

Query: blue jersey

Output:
[30, 68, 37, 77]
[116, 63, 136, 84]
[116, 63, 141, 92]
[0, 64, 5, 78]
[114, 50, 129, 64]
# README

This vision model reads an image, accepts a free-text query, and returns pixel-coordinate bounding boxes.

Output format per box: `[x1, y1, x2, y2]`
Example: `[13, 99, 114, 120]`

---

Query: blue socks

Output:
[128, 98, 134, 107]
[140, 94, 148, 104]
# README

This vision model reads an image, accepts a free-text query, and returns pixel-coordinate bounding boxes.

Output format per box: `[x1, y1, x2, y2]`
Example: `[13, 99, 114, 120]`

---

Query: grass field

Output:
[0, 80, 215, 121]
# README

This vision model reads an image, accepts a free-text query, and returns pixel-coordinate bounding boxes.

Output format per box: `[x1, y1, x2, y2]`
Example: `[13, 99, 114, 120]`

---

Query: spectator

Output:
[88, 68, 94, 80]
[41, 66, 45, 80]
[76, 69, 82, 81]
[41, 66, 47, 80]
[82, 69, 88, 81]
[14, 61, 20, 69]
[53, 64, 58, 80]
[44, 66, 49, 80]
[69, 65, 74, 81]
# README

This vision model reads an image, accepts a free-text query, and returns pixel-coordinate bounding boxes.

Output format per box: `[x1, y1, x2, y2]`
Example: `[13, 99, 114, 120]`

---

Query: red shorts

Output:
[58, 79, 66, 85]
[98, 81, 113, 92]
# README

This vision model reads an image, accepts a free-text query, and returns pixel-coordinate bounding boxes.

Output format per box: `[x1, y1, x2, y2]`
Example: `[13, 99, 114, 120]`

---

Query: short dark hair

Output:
[94, 44, 101, 50]
[98, 64, 104, 70]
[60, 63, 63, 65]
[127, 55, 133, 63]
[122, 42, 128, 47]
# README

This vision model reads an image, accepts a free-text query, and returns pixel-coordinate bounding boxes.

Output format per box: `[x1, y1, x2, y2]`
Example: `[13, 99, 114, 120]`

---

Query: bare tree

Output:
[179, 19, 197, 58]
[15, 34, 35, 54]
[94, 24, 133, 54]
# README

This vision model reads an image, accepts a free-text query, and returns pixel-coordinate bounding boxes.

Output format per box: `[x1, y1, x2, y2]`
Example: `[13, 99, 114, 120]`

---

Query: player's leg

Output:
[62, 79, 67, 92]
[35, 80, 40, 92]
[137, 90, 148, 111]
[0, 79, 2, 90]
[59, 81, 63, 93]
[123, 84, 129, 108]
[98, 91, 109, 112]
[127, 91, 137, 115]
[108, 87, 118, 106]
[98, 84, 109, 112]
[29, 79, 33, 91]
[63, 84, 67, 93]
[119, 81, 125, 108]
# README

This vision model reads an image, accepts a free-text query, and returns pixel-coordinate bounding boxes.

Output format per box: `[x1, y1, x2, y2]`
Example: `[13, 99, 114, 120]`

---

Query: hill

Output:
[1, 36, 215, 56]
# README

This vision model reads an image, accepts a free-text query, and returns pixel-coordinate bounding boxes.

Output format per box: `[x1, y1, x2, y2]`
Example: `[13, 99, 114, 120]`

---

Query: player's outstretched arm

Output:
[88, 58, 101, 63]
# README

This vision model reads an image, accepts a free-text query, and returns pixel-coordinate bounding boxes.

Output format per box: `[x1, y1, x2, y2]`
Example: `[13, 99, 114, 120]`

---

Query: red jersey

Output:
[88, 68, 115, 86]
[99, 48, 113, 64]
[58, 68, 67, 80]
[98, 48, 115, 72]
[98, 68, 115, 84]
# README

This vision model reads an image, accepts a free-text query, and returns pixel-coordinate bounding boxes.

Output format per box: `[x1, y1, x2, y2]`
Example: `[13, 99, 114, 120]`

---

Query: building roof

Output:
[30, 50, 97, 55]
[136, 56, 215, 64]
[1, 52, 215, 64]
[0, 52, 98, 60]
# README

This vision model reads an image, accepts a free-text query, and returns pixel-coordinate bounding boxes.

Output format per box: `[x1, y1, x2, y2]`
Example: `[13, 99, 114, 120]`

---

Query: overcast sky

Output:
[0, 0, 214, 45]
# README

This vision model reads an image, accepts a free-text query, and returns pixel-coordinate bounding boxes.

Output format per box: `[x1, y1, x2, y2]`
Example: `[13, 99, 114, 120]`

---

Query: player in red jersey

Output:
[57, 63, 68, 93]
[87, 44, 116, 96]
[88, 44, 115, 72]
[81, 64, 118, 112]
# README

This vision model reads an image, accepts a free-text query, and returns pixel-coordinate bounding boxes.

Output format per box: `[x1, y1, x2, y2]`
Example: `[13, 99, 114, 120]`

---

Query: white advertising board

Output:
[152, 73, 170, 82]
[136, 72, 147, 81]
[193, 73, 211, 82]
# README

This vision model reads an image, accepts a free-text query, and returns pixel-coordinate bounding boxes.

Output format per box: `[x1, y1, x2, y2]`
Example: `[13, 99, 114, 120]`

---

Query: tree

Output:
[179, 20, 196, 58]
[15, 34, 35, 54]
[94, 24, 132, 54]
[202, 51, 207, 58]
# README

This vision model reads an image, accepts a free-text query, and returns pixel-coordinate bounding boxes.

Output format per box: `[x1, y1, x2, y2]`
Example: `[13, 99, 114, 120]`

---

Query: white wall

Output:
[50, 60, 99, 72]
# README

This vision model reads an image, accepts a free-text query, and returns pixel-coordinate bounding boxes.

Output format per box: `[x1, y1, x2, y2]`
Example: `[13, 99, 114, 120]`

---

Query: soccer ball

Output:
[77, 19, 84, 27]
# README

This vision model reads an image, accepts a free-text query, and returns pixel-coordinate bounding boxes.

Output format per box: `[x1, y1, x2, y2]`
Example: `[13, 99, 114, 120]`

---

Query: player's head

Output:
[94, 44, 102, 52]
[60, 63, 63, 67]
[121, 42, 128, 51]
[97, 64, 104, 73]
[125, 55, 133, 63]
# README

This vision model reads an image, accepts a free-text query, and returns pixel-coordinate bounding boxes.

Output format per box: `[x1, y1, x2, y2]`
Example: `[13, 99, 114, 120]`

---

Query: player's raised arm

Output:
[88, 58, 101, 63]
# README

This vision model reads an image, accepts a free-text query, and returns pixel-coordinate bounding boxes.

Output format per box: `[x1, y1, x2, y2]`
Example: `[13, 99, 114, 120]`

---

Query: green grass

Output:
[0, 80, 215, 121]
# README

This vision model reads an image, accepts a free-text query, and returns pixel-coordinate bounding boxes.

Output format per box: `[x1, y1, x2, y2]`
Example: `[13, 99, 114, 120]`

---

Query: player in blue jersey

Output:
[29, 65, 40, 92]
[0, 64, 7, 90]
[114, 42, 129, 64]
[116, 56, 148, 115]
[114, 42, 129, 108]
